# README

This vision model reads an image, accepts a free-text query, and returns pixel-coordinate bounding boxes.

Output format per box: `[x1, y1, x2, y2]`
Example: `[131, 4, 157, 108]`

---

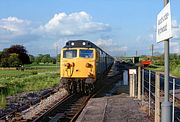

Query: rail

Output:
[32, 68, 120, 122]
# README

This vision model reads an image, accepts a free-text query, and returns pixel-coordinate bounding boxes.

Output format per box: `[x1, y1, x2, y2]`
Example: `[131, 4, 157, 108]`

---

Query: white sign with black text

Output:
[129, 69, 136, 75]
[156, 2, 172, 42]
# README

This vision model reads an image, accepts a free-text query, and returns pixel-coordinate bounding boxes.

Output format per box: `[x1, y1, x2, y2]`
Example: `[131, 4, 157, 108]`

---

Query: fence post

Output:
[142, 69, 144, 102]
[138, 66, 141, 100]
[155, 73, 160, 122]
[172, 78, 175, 122]
[129, 69, 137, 97]
[149, 70, 151, 116]
[132, 73, 135, 97]
[129, 73, 133, 97]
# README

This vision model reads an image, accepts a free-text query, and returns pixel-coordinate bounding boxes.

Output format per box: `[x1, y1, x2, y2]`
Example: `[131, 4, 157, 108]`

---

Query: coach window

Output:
[80, 50, 93, 58]
[63, 50, 77, 58]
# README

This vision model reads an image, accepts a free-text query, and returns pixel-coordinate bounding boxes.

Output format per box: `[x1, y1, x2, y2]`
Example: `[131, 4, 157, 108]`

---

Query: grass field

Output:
[147, 64, 180, 78]
[0, 64, 60, 108]
[171, 65, 180, 78]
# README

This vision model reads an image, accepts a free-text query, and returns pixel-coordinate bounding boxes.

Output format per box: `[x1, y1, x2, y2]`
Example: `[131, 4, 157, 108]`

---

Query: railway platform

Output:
[76, 62, 153, 122]
[76, 93, 152, 122]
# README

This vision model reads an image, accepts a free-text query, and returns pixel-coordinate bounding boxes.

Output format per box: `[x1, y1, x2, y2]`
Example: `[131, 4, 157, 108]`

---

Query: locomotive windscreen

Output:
[79, 49, 93, 58]
[63, 50, 77, 58]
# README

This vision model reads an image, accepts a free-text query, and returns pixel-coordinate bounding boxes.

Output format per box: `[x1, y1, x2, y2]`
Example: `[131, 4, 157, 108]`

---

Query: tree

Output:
[8, 53, 22, 67]
[1, 48, 9, 59]
[29, 55, 35, 63]
[56, 54, 61, 63]
[33, 54, 56, 64]
[0, 51, 2, 64]
[7, 45, 30, 64]
[0, 58, 9, 67]
[51, 57, 56, 64]
[34, 54, 43, 64]
[41, 54, 51, 63]
[0, 45, 30, 67]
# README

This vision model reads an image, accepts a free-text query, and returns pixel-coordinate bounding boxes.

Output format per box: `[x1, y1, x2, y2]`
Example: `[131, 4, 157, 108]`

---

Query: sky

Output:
[0, 0, 180, 57]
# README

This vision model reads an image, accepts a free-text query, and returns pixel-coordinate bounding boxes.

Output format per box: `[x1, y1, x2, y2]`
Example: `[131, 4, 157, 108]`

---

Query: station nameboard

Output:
[156, 2, 172, 42]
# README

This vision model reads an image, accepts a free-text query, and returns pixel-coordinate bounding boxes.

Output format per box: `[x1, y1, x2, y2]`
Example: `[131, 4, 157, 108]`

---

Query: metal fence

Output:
[129, 67, 180, 122]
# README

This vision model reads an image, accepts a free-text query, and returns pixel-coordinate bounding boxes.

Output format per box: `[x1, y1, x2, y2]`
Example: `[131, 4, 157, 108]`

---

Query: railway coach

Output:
[60, 40, 114, 94]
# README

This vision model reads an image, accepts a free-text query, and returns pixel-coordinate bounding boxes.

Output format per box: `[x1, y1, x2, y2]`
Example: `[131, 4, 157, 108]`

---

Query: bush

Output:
[31, 71, 38, 75]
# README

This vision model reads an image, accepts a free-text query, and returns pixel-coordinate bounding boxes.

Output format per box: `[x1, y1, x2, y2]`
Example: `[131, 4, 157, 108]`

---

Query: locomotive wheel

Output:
[90, 83, 94, 91]
[84, 83, 92, 95]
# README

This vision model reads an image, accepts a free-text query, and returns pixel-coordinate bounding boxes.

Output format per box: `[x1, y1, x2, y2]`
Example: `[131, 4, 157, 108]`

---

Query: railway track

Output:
[32, 82, 109, 122]
[32, 94, 89, 122]
[31, 72, 121, 122]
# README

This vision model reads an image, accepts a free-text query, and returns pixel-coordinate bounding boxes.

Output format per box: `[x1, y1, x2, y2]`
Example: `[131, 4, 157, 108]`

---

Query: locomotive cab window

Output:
[63, 50, 77, 58]
[79, 49, 93, 58]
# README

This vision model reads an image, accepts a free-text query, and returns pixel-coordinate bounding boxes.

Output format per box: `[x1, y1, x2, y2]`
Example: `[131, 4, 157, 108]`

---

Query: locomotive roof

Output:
[64, 40, 97, 48]
[63, 40, 113, 57]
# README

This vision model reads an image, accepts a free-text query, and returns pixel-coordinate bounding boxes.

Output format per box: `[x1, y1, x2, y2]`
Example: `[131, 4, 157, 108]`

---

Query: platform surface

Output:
[76, 93, 152, 122]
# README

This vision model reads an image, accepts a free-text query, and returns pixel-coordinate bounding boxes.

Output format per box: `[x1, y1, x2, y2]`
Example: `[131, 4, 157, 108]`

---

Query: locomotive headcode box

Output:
[65, 40, 95, 48]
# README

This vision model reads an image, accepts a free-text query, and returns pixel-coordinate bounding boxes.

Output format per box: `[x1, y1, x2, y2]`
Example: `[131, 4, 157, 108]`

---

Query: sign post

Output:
[129, 69, 137, 97]
[156, 1, 172, 122]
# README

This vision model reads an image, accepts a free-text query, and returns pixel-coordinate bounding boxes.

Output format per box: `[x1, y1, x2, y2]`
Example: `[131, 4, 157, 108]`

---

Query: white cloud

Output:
[172, 28, 180, 39]
[170, 41, 180, 54]
[0, 12, 111, 56]
[39, 11, 110, 37]
[172, 20, 179, 29]
[0, 16, 33, 42]
[95, 38, 128, 56]
[171, 20, 180, 54]
[53, 38, 69, 50]
[0, 12, 110, 42]
[171, 19, 180, 39]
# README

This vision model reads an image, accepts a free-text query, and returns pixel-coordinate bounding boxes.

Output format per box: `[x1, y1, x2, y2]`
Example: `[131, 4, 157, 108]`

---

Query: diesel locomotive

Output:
[60, 40, 114, 94]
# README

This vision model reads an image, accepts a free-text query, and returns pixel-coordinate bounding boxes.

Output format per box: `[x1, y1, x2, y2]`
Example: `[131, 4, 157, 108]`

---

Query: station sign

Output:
[156, 2, 172, 42]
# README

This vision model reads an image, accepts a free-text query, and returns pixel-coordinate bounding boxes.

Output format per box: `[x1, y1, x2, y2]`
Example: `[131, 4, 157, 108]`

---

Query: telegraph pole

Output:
[56, 43, 58, 68]
[151, 44, 154, 59]
[161, 0, 172, 122]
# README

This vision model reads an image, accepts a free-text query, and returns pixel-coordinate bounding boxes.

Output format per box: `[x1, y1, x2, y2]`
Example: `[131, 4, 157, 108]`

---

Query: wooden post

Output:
[142, 69, 144, 102]
[138, 66, 141, 100]
[155, 73, 160, 122]
[129, 74, 133, 97]
[132, 73, 135, 97]
[129, 69, 137, 97]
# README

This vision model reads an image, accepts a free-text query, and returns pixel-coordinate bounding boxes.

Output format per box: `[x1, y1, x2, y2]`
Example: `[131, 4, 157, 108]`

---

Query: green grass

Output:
[0, 64, 60, 108]
[171, 65, 180, 78]
[147, 64, 180, 78]
[147, 64, 164, 72]
[0, 94, 6, 108]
